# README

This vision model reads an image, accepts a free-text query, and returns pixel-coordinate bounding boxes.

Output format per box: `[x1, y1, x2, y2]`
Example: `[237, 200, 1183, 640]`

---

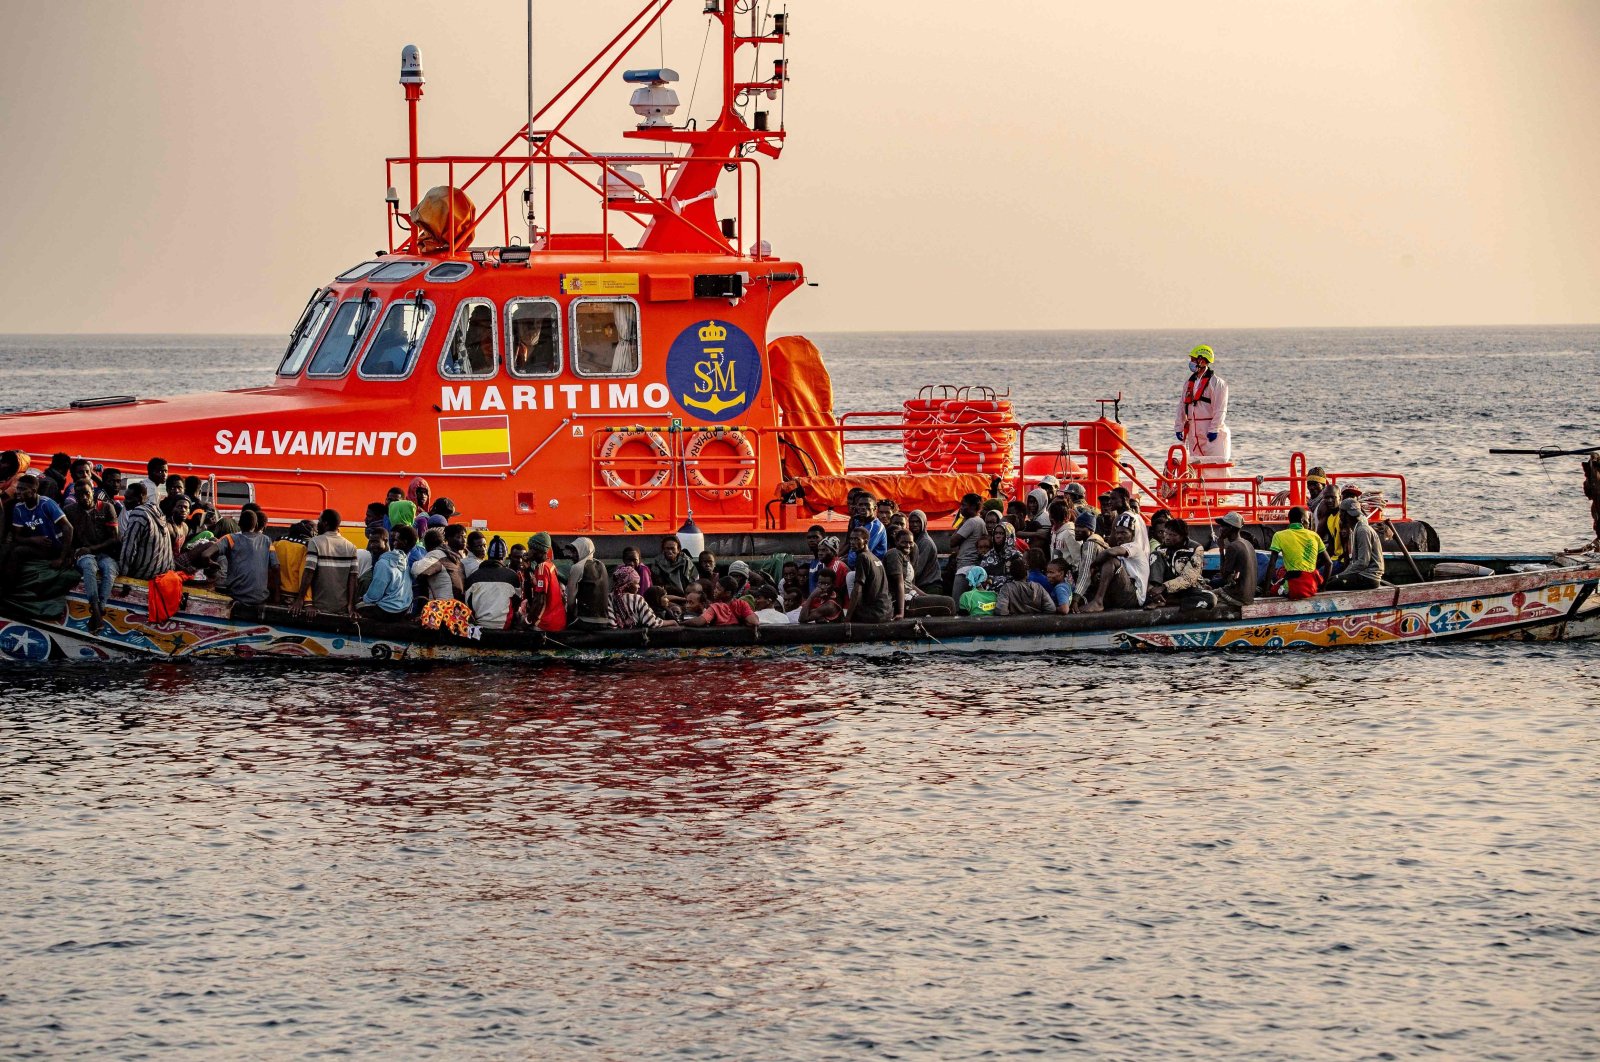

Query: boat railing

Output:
[383, 143, 764, 259]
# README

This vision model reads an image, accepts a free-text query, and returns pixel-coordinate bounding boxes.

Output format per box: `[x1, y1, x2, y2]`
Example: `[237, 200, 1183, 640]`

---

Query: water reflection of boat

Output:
[4, 552, 1595, 665]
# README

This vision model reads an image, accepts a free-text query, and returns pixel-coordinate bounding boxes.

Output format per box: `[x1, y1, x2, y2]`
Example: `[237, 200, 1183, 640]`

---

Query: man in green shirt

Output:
[1269, 506, 1328, 600]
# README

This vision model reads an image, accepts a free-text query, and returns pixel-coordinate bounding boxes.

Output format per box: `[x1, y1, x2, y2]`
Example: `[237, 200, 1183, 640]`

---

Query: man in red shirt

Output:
[684, 575, 759, 628]
[524, 531, 566, 631]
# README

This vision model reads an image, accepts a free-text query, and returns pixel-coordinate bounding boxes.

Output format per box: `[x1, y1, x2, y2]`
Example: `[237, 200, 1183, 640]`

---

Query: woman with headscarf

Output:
[565, 536, 611, 629]
[906, 510, 942, 595]
[608, 564, 673, 629]
[979, 521, 1025, 591]
[406, 477, 432, 537]
[957, 565, 997, 617]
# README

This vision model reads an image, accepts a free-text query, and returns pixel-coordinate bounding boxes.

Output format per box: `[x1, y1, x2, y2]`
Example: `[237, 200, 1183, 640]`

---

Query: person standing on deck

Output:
[1174, 344, 1231, 484]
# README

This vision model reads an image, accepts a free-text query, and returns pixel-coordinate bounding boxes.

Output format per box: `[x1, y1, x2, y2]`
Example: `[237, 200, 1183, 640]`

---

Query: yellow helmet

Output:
[1189, 344, 1215, 364]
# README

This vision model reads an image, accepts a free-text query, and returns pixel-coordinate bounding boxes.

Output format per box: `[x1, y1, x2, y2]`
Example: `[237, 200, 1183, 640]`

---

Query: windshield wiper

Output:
[285, 288, 324, 353]
[351, 287, 376, 340]
[404, 290, 427, 358]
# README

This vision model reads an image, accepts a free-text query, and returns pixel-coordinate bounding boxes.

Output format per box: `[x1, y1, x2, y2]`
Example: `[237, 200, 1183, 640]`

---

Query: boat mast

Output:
[525, 0, 538, 245]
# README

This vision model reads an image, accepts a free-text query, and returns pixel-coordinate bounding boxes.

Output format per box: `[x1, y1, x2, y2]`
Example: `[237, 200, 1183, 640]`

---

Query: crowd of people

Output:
[1, 450, 1388, 637]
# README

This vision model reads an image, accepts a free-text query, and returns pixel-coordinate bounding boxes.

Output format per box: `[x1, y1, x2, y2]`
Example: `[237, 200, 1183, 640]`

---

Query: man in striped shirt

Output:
[301, 509, 358, 616]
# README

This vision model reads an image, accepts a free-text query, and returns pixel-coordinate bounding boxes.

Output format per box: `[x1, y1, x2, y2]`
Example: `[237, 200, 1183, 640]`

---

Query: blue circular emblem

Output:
[665, 319, 762, 423]
[0, 622, 52, 662]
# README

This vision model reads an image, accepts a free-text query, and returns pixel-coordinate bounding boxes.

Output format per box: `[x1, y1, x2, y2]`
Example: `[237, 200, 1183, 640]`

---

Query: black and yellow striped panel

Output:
[615, 513, 655, 532]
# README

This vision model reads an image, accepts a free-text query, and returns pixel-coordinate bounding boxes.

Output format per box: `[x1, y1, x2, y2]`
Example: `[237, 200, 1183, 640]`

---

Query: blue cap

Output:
[1075, 512, 1097, 530]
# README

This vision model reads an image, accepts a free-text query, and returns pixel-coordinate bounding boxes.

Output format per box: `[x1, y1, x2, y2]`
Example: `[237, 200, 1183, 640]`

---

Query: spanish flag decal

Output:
[438, 415, 512, 469]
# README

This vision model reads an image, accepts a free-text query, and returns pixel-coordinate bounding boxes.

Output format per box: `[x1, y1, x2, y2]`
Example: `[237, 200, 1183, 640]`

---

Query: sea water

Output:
[1, 328, 1597, 1058]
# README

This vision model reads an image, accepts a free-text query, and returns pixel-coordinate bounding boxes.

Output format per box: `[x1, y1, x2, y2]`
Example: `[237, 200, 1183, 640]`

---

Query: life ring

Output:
[684, 429, 756, 499]
[598, 428, 672, 501]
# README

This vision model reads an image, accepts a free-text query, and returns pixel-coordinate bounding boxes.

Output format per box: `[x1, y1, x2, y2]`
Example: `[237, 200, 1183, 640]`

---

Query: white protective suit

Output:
[1174, 368, 1231, 482]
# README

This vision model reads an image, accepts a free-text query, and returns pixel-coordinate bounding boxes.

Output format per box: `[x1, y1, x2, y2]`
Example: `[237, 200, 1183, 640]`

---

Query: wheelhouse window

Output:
[306, 292, 381, 377]
[440, 298, 498, 379]
[505, 298, 561, 378]
[424, 262, 473, 283]
[370, 260, 428, 283]
[358, 296, 435, 379]
[277, 293, 336, 376]
[572, 298, 640, 377]
[335, 261, 383, 282]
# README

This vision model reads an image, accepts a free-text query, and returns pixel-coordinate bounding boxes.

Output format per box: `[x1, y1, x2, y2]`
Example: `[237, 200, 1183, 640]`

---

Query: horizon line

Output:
[3, 320, 1600, 339]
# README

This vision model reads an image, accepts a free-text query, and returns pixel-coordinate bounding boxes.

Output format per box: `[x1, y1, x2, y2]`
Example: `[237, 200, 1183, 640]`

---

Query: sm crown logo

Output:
[666, 319, 762, 422]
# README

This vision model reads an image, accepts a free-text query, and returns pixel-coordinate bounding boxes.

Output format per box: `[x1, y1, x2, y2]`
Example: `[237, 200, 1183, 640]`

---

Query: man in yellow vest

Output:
[1174, 344, 1231, 484]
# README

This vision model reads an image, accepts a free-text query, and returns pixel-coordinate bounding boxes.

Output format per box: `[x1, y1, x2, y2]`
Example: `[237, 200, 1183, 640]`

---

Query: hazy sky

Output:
[1, 0, 1597, 334]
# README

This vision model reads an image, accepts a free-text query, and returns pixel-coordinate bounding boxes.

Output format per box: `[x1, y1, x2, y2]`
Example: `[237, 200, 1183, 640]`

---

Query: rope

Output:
[683, 17, 713, 151]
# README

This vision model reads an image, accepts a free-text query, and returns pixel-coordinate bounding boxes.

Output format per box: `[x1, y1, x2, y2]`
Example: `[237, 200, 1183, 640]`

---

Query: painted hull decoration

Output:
[4, 561, 1595, 667]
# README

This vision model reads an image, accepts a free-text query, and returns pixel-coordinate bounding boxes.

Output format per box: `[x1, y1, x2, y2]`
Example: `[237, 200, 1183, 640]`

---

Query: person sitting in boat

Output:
[1020, 490, 1053, 552]
[695, 549, 718, 586]
[799, 568, 845, 624]
[1174, 343, 1230, 483]
[845, 527, 895, 624]
[742, 584, 784, 626]
[903, 511, 941, 596]
[127, 456, 166, 508]
[1323, 485, 1365, 563]
[118, 485, 174, 582]
[606, 564, 674, 630]
[214, 508, 276, 619]
[644, 585, 682, 623]
[810, 536, 850, 602]
[297, 509, 359, 618]
[948, 493, 987, 599]
[957, 566, 997, 617]
[411, 527, 463, 606]
[615, 545, 653, 596]
[1145, 518, 1210, 610]
[845, 494, 888, 566]
[523, 532, 566, 632]
[684, 575, 759, 628]
[440, 524, 475, 581]
[725, 559, 753, 600]
[64, 462, 121, 633]
[37, 452, 71, 504]
[3, 473, 81, 621]
[885, 528, 957, 619]
[980, 521, 1026, 591]
[1269, 506, 1329, 600]
[565, 537, 612, 631]
[1044, 559, 1075, 615]
[648, 535, 696, 603]
[780, 559, 804, 601]
[1211, 512, 1258, 606]
[1324, 499, 1386, 592]
[463, 536, 521, 631]
[1078, 521, 1145, 614]
[359, 524, 415, 621]
[997, 556, 1053, 616]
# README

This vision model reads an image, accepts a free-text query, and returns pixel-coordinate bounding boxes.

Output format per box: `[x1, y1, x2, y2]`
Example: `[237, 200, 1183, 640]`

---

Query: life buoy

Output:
[598, 428, 672, 501]
[684, 429, 756, 499]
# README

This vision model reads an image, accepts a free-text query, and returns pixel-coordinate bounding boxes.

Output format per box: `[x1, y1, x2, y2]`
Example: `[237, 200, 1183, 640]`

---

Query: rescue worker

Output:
[1174, 344, 1230, 484]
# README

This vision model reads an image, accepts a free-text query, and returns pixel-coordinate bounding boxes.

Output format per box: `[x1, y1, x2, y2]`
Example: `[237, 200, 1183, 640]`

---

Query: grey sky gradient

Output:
[1, 0, 1596, 334]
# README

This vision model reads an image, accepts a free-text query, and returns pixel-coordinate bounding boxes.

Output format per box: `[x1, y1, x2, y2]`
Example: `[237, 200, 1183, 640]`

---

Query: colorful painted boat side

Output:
[3, 559, 1595, 666]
